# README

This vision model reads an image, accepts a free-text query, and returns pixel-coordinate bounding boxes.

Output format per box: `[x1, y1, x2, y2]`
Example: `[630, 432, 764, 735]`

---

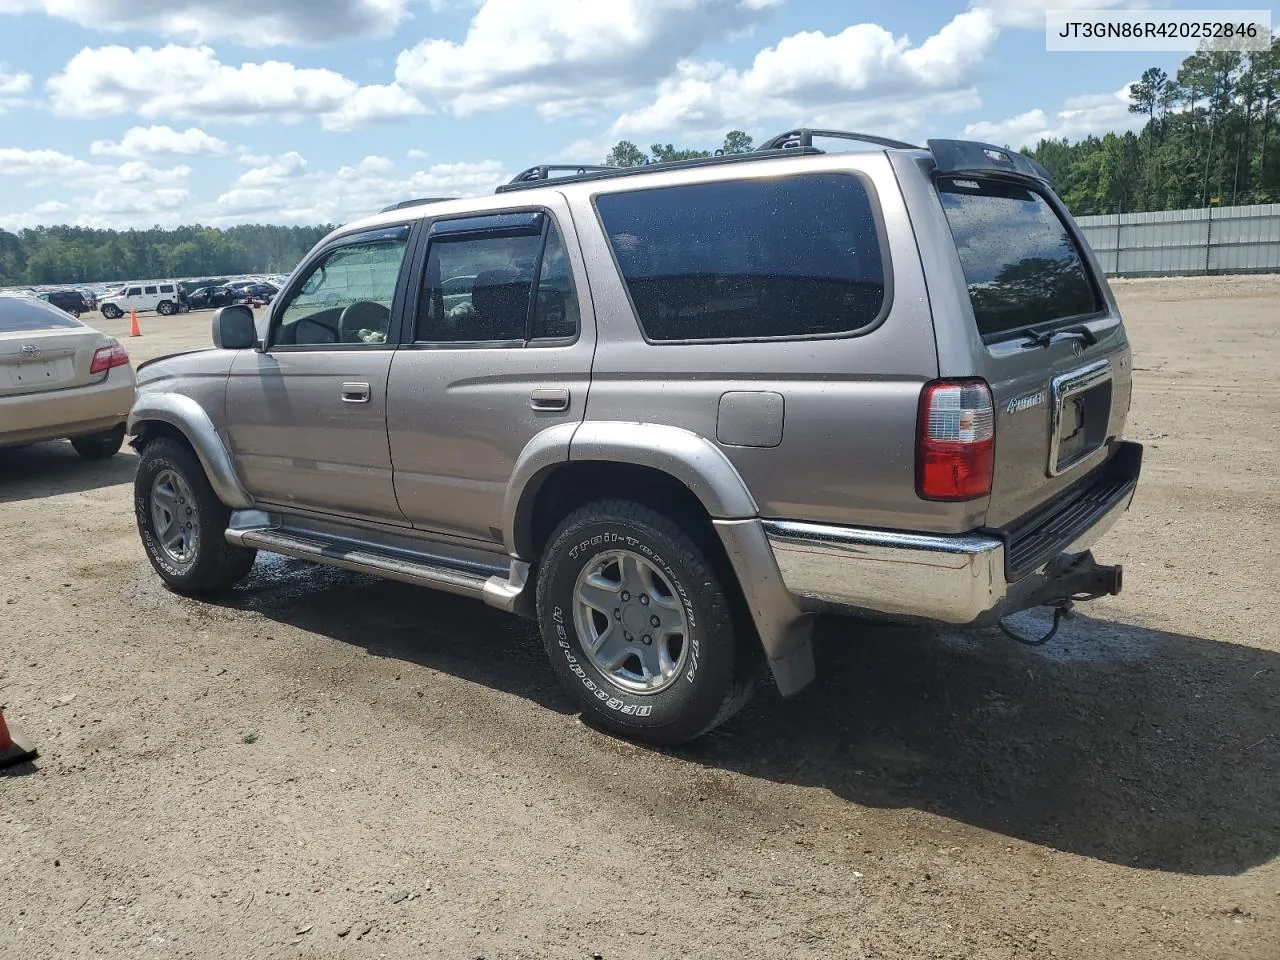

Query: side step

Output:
[227, 526, 492, 601]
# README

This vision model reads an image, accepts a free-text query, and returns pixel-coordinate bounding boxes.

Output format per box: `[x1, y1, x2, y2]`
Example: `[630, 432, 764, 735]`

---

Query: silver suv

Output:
[128, 129, 1142, 744]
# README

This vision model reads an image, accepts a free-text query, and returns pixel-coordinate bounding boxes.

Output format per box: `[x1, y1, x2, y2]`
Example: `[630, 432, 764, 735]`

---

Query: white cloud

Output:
[47, 45, 428, 132]
[48, 45, 360, 123]
[233, 151, 308, 187]
[90, 125, 229, 158]
[0, 67, 31, 95]
[320, 83, 428, 132]
[0, 0, 408, 46]
[213, 158, 509, 225]
[962, 83, 1142, 148]
[973, 0, 1141, 30]
[0, 66, 31, 112]
[406, 148, 429, 159]
[611, 10, 997, 139]
[395, 0, 781, 119]
[0, 146, 193, 228]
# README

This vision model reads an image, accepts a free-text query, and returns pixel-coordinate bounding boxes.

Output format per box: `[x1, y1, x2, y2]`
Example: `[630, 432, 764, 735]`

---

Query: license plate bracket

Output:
[1048, 360, 1113, 476]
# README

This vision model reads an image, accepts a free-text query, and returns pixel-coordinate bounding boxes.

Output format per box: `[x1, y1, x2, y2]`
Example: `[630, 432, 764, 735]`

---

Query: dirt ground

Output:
[1, 278, 1277, 959]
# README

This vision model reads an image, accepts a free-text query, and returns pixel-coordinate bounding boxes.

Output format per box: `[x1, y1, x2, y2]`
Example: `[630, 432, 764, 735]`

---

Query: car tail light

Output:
[90, 341, 130, 375]
[917, 379, 994, 501]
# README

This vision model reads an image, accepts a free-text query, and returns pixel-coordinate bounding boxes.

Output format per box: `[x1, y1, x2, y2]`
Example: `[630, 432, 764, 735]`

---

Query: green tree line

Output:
[0, 224, 332, 288]
[1025, 39, 1280, 215]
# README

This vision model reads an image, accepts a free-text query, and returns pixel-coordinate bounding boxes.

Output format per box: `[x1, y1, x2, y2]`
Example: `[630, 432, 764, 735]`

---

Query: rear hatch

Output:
[928, 161, 1134, 530]
[0, 299, 110, 398]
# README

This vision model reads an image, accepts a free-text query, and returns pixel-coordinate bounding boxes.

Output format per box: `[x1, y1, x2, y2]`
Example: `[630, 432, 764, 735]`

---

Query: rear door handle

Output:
[341, 382, 370, 403]
[529, 387, 570, 412]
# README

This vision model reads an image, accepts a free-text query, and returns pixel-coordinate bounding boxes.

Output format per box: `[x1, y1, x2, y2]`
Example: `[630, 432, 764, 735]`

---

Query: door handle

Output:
[341, 382, 371, 403]
[529, 387, 570, 412]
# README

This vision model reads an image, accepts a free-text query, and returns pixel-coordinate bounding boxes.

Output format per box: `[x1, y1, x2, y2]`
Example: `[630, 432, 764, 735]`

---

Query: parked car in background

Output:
[37, 289, 91, 317]
[99, 282, 181, 319]
[1, 295, 135, 458]
[236, 282, 278, 306]
[185, 286, 232, 310]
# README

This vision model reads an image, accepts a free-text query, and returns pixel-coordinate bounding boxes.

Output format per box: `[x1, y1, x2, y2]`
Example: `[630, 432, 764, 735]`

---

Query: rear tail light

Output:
[917, 379, 994, 501]
[90, 341, 130, 375]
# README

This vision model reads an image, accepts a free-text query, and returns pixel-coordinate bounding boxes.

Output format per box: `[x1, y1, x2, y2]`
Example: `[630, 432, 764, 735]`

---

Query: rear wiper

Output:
[1020, 325, 1097, 349]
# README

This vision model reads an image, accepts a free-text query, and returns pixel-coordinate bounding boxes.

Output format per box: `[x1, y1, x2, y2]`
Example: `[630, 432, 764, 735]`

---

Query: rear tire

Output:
[536, 499, 758, 744]
[157, 301, 175, 316]
[135, 437, 257, 596]
[70, 424, 125, 460]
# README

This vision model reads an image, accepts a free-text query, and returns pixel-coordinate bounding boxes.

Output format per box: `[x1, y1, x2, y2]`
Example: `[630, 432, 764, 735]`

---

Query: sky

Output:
[0, 0, 1200, 231]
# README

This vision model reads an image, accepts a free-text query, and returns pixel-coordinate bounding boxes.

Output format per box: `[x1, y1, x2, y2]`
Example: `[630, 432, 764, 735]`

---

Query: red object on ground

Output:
[129, 308, 141, 338]
[0, 707, 37, 769]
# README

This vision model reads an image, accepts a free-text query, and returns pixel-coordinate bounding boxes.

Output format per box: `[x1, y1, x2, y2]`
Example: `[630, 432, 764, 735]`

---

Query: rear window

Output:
[0, 297, 82, 332]
[595, 173, 886, 341]
[938, 177, 1100, 338]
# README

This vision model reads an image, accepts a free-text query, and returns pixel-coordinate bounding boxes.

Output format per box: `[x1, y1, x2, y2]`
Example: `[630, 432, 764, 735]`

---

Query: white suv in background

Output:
[99, 282, 180, 319]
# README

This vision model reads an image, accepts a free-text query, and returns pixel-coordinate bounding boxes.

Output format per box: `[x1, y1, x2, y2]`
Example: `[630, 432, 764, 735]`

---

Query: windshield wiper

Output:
[1021, 324, 1097, 349]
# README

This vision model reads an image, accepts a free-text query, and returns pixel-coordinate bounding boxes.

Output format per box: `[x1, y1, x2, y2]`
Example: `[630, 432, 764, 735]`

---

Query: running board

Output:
[227, 526, 491, 601]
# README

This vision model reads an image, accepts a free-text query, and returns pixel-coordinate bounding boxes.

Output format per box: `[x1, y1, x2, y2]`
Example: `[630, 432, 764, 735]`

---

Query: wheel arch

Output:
[505, 421, 759, 563]
[129, 392, 253, 509]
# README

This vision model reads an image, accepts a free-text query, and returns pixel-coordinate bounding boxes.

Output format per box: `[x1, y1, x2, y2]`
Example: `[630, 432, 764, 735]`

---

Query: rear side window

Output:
[160, 285, 174, 293]
[595, 174, 886, 342]
[937, 177, 1100, 338]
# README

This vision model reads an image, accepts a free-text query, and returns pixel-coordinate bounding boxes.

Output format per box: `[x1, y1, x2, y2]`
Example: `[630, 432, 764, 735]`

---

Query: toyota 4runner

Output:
[128, 129, 1142, 744]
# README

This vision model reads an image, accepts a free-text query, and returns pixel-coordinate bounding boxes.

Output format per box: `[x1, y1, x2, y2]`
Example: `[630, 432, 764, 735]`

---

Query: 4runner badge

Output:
[1006, 391, 1046, 415]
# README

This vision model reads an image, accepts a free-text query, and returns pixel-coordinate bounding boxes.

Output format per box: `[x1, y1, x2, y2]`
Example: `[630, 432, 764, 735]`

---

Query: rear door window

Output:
[937, 177, 1101, 339]
[144, 286, 158, 295]
[595, 173, 886, 342]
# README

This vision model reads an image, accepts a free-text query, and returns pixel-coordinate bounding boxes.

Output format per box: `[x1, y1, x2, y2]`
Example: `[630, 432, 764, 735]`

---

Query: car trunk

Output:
[934, 173, 1134, 530]
[0, 325, 110, 399]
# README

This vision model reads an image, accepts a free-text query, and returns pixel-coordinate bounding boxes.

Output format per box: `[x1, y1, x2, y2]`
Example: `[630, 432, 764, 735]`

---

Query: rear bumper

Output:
[763, 441, 1142, 625]
[0, 367, 136, 447]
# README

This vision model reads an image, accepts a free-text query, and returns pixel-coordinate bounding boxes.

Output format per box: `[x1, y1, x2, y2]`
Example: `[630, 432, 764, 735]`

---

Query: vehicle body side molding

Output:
[128, 392, 254, 509]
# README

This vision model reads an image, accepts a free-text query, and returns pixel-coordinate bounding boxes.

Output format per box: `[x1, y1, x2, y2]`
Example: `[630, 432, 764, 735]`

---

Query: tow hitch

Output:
[998, 551, 1123, 647]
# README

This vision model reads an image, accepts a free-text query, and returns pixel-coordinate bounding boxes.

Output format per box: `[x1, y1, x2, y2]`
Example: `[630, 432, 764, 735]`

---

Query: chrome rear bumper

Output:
[762, 480, 1135, 624]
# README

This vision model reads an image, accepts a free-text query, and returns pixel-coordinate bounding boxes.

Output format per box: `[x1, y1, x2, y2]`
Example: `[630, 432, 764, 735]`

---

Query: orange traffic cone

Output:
[0, 705, 37, 770]
[129, 308, 141, 338]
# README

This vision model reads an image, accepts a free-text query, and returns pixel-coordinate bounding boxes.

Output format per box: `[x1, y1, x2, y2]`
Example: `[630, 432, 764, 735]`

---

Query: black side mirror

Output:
[212, 304, 257, 350]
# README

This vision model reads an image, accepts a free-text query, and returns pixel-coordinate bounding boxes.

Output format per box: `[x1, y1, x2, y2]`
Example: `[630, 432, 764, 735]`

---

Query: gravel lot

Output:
[2, 277, 1277, 959]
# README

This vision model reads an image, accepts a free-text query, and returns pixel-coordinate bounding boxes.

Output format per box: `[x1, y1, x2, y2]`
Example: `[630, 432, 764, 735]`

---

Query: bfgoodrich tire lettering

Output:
[536, 499, 757, 744]
[135, 437, 256, 596]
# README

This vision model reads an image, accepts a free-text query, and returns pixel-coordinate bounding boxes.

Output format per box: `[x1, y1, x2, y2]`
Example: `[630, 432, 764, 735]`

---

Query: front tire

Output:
[135, 437, 257, 596]
[71, 424, 125, 460]
[101, 304, 122, 320]
[536, 500, 758, 744]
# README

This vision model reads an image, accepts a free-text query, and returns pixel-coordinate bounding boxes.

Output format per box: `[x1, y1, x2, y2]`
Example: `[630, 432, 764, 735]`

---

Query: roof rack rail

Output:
[379, 197, 452, 213]
[756, 128, 920, 152]
[494, 149, 820, 194]
[506, 164, 615, 186]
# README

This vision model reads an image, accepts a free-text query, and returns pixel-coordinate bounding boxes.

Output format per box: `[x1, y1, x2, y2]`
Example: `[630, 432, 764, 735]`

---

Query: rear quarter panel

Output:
[568, 152, 984, 534]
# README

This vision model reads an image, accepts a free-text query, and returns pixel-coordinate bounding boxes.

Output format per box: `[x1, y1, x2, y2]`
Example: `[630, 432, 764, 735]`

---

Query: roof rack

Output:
[756, 128, 920, 151]
[492, 128, 926, 195]
[379, 197, 453, 213]
[494, 150, 818, 194]
[506, 164, 615, 186]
